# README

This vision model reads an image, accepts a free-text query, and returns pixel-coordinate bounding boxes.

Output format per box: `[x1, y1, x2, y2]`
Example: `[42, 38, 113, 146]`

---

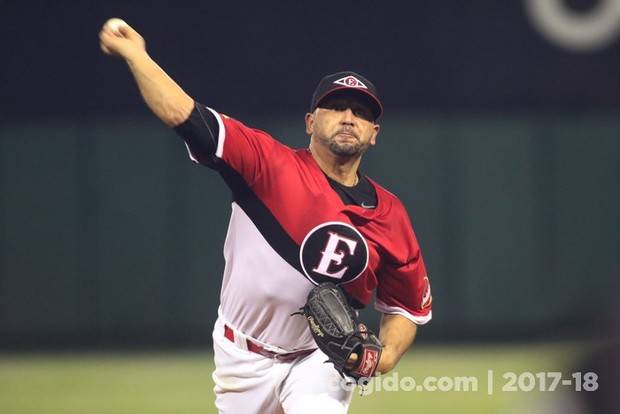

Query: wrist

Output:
[377, 347, 397, 374]
[124, 49, 149, 66]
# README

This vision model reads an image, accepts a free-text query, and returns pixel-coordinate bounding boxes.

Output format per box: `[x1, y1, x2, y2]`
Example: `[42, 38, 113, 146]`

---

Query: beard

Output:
[320, 131, 370, 157]
[328, 139, 364, 156]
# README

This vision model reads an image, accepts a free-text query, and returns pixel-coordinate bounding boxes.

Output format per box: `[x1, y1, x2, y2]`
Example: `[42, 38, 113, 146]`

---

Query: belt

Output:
[224, 324, 315, 362]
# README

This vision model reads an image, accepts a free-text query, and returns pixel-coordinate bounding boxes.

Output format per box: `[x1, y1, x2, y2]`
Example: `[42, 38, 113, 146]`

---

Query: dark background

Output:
[0, 0, 618, 349]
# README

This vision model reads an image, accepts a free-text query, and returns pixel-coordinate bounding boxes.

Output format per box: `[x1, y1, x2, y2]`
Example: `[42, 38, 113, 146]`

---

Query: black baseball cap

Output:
[310, 71, 383, 121]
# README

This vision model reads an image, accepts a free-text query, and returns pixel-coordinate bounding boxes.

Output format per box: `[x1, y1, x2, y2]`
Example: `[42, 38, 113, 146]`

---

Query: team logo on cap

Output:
[299, 221, 369, 285]
[334, 76, 368, 89]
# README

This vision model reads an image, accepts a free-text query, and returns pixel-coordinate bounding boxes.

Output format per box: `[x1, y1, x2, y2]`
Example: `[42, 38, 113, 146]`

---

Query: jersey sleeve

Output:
[174, 103, 281, 186]
[374, 202, 433, 325]
[206, 108, 281, 186]
[174, 102, 220, 167]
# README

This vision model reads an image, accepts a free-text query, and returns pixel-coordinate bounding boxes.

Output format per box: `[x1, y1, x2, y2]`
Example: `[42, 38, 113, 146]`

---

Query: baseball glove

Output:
[295, 282, 382, 381]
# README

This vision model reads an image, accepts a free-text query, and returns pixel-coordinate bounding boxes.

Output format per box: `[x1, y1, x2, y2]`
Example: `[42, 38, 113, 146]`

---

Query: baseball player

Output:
[99, 18, 432, 414]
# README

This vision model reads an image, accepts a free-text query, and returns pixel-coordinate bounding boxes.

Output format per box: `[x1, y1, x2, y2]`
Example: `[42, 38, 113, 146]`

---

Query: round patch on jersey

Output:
[299, 221, 369, 285]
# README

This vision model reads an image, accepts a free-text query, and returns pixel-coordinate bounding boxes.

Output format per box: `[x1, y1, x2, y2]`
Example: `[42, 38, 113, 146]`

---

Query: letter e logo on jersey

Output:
[300, 221, 369, 285]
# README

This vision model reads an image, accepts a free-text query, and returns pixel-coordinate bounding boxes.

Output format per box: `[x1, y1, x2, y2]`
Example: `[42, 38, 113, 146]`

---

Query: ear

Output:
[305, 112, 314, 135]
[369, 123, 380, 146]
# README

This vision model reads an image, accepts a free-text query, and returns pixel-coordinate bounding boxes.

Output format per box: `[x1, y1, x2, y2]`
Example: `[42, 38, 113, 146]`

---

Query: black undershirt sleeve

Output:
[173, 101, 220, 168]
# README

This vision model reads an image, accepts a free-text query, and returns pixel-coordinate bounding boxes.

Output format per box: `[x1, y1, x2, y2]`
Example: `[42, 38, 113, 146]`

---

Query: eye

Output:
[320, 101, 373, 121]
[353, 107, 373, 122]
[321, 101, 347, 111]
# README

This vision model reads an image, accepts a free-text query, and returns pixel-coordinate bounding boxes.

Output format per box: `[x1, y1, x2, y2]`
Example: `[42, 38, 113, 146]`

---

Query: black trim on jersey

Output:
[173, 101, 219, 167]
[217, 164, 366, 309]
[217, 163, 305, 274]
[325, 174, 378, 208]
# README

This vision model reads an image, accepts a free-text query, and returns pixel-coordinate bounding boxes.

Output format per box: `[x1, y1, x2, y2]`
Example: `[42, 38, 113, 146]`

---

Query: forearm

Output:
[124, 50, 194, 127]
[377, 313, 418, 374]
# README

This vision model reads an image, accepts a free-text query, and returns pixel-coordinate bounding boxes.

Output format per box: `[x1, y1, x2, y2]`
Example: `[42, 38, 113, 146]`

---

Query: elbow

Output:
[163, 107, 191, 127]
[158, 95, 194, 127]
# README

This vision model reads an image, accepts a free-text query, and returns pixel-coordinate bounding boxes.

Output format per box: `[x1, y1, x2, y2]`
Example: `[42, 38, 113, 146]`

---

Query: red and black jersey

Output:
[175, 103, 432, 351]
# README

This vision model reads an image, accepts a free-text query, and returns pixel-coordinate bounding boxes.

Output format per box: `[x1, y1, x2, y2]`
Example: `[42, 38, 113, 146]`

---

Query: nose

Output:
[340, 108, 355, 125]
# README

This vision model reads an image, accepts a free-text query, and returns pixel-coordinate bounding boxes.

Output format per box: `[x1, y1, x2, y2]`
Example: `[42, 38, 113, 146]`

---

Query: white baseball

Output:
[105, 18, 128, 34]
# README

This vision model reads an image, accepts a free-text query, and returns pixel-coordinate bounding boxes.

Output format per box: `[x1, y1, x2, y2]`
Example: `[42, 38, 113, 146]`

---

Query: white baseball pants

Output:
[211, 317, 354, 414]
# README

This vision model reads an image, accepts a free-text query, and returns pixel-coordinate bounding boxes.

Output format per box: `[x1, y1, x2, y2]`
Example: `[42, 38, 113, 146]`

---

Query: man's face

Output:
[305, 94, 380, 157]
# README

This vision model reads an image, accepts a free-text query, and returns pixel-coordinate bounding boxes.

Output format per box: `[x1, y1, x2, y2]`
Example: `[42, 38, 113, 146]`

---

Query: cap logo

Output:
[333, 75, 367, 89]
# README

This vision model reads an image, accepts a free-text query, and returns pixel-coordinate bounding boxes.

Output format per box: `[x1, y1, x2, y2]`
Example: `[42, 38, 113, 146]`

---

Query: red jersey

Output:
[185, 107, 432, 351]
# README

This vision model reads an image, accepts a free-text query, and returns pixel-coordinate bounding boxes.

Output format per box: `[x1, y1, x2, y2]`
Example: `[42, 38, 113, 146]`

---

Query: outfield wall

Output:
[0, 113, 617, 347]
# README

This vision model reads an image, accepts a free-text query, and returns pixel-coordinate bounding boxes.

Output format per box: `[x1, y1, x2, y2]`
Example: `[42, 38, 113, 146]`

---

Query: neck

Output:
[308, 142, 361, 186]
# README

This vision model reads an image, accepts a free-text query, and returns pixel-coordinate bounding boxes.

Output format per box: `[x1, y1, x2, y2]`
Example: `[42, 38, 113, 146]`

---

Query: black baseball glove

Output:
[295, 282, 382, 381]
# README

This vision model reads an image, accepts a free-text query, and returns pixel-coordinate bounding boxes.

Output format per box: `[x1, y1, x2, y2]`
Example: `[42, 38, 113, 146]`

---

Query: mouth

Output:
[335, 131, 358, 141]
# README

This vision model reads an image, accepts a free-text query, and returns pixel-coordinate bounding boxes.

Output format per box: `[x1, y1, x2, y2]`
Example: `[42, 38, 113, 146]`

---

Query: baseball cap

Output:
[310, 71, 383, 121]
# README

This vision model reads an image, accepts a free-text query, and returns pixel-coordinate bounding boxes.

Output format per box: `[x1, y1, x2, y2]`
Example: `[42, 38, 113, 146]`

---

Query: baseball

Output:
[104, 18, 128, 34]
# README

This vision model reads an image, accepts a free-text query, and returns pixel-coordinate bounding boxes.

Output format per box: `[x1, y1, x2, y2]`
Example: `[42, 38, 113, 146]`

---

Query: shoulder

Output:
[221, 113, 296, 153]
[366, 177, 407, 211]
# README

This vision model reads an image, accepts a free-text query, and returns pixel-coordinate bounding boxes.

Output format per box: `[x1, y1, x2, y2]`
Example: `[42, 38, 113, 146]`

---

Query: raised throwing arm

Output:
[99, 18, 193, 127]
